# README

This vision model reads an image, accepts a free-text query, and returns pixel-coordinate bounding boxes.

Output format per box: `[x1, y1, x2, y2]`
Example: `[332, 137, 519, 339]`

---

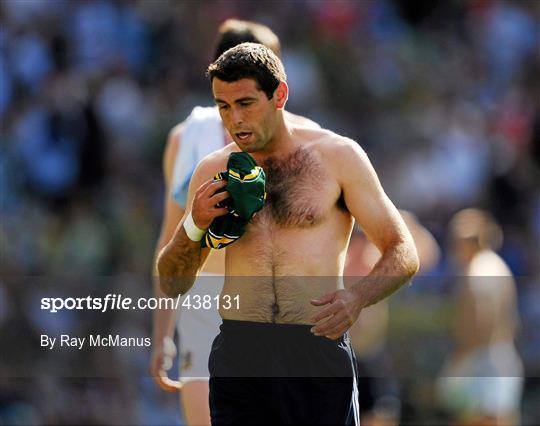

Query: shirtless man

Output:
[150, 20, 319, 426]
[158, 43, 419, 425]
[438, 209, 523, 426]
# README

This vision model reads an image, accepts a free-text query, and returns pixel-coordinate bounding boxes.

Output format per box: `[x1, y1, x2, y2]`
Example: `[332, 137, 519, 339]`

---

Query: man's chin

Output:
[234, 140, 259, 153]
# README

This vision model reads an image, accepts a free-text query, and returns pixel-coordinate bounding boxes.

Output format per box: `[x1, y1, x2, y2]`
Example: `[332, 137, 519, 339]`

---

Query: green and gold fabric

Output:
[202, 152, 266, 249]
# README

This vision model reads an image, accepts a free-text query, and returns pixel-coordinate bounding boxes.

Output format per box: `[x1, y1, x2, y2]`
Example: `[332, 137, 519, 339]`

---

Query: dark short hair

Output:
[207, 42, 286, 100]
[214, 19, 281, 60]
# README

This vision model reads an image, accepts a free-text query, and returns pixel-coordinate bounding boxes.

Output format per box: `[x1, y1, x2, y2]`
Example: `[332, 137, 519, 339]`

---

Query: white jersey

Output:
[171, 106, 224, 207]
[170, 106, 225, 381]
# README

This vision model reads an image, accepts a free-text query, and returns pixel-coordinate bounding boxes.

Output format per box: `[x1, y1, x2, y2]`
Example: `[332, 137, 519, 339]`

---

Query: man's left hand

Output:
[310, 289, 363, 340]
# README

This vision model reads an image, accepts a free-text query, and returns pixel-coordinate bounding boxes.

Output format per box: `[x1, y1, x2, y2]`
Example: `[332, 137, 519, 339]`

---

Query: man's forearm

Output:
[352, 241, 419, 308]
[152, 278, 178, 343]
[152, 242, 178, 344]
[157, 226, 202, 298]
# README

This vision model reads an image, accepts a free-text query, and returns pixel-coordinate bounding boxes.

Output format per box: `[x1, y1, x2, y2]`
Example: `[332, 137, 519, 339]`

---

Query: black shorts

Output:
[208, 320, 359, 425]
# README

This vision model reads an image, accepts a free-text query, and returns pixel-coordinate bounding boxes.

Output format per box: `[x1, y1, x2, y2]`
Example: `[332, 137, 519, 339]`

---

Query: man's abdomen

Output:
[219, 275, 343, 324]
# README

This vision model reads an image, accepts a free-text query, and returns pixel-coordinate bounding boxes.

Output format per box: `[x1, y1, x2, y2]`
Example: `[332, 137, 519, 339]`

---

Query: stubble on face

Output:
[212, 78, 277, 153]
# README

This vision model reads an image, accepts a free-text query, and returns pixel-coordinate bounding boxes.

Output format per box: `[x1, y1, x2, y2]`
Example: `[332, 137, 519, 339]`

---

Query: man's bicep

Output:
[155, 123, 185, 258]
[341, 143, 409, 252]
[163, 123, 185, 187]
[159, 197, 185, 248]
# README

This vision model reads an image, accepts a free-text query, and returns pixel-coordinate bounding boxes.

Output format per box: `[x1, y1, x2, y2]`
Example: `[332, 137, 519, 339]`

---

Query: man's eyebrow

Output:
[233, 97, 258, 103]
[214, 97, 257, 104]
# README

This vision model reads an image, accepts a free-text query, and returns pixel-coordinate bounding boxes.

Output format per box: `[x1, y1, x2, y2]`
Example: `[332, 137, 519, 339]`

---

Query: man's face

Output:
[213, 77, 278, 152]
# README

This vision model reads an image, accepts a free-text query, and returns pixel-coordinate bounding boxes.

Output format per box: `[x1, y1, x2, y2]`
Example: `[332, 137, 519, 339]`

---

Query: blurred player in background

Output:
[150, 19, 318, 426]
[437, 208, 523, 426]
[346, 211, 440, 426]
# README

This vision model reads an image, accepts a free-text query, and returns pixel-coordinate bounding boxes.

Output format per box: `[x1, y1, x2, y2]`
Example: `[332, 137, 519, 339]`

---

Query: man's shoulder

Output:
[187, 105, 220, 122]
[167, 122, 185, 146]
[285, 110, 321, 129]
[197, 143, 239, 173]
[300, 127, 365, 158]
[297, 128, 374, 185]
[169, 105, 220, 143]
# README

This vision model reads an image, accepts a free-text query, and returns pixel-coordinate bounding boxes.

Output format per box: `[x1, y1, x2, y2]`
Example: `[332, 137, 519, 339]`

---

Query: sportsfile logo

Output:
[40, 294, 182, 313]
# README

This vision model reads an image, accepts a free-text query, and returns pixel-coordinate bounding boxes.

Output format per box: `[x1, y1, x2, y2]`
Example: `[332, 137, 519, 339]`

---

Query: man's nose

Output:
[231, 107, 243, 125]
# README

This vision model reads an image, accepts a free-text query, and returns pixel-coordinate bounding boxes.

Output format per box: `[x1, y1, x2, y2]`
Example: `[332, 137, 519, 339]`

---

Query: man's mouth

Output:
[235, 132, 252, 141]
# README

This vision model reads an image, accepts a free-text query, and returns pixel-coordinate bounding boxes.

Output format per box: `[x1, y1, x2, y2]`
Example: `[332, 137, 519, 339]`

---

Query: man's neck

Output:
[252, 110, 296, 162]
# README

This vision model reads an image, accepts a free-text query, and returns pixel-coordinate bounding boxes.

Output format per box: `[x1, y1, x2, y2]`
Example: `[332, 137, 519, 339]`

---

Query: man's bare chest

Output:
[252, 148, 341, 229]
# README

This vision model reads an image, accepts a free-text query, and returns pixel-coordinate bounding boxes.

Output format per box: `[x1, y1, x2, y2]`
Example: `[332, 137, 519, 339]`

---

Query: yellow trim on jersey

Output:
[229, 166, 263, 182]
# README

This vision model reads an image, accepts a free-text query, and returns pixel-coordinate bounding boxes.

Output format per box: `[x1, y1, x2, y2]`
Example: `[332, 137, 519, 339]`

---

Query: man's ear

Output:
[274, 81, 288, 109]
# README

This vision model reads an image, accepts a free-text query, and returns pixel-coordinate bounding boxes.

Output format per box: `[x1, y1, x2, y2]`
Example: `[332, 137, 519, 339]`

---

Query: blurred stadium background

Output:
[0, 0, 538, 425]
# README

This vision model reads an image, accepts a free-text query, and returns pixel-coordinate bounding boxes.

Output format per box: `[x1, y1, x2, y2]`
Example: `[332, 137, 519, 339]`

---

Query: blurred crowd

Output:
[1, 0, 539, 425]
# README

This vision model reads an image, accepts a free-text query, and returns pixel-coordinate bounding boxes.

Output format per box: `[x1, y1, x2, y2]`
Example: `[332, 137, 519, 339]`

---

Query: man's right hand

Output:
[150, 336, 182, 392]
[191, 179, 230, 230]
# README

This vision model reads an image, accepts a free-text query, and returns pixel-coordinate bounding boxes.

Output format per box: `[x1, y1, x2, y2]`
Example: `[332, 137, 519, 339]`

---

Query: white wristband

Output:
[183, 212, 206, 242]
